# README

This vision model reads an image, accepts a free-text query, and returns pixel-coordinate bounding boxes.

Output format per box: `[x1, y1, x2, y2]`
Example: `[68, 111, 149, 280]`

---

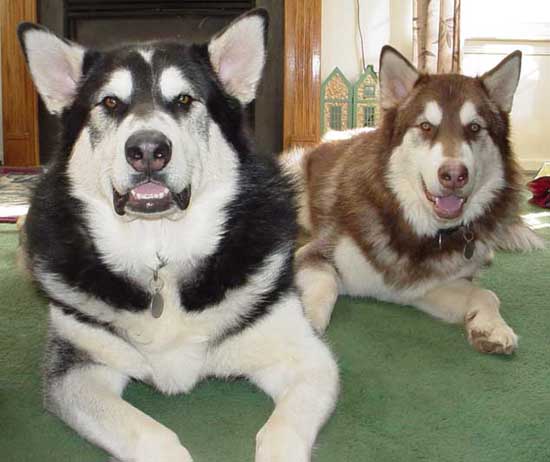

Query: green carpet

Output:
[1, 207, 549, 462]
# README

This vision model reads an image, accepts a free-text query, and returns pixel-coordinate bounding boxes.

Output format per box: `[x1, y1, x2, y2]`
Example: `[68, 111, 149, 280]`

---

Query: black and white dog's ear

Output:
[18, 23, 86, 115]
[208, 9, 269, 105]
[379, 45, 420, 109]
[481, 51, 522, 113]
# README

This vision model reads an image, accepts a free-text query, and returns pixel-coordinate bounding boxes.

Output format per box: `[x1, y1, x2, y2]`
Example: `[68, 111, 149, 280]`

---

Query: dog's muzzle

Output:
[112, 129, 191, 217]
[423, 161, 470, 220]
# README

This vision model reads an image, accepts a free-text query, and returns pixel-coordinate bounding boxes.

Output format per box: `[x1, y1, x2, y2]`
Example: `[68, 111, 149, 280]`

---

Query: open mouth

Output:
[422, 181, 467, 220]
[113, 181, 190, 216]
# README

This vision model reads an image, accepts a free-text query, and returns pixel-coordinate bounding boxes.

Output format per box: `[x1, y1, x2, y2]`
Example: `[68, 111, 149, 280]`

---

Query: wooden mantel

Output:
[0, 0, 39, 167]
[283, 0, 322, 149]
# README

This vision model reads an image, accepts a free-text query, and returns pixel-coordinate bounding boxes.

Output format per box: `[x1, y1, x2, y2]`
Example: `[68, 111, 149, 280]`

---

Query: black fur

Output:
[52, 299, 117, 335]
[44, 336, 92, 381]
[25, 166, 151, 312]
[22, 9, 297, 341]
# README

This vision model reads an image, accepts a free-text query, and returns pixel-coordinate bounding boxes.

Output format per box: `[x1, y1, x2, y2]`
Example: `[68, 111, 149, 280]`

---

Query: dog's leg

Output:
[295, 241, 340, 333]
[210, 298, 339, 462]
[46, 362, 192, 462]
[413, 278, 518, 354]
[249, 311, 339, 462]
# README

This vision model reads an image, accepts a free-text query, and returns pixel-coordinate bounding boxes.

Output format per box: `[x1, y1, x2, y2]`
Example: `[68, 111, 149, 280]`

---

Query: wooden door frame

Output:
[283, 0, 322, 149]
[1, 0, 39, 167]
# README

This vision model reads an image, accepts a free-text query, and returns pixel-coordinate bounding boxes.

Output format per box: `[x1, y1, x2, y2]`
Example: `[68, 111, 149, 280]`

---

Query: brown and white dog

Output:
[283, 46, 544, 355]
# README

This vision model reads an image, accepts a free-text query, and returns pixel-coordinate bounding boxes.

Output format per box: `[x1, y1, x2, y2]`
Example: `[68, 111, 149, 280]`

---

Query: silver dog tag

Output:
[150, 292, 164, 318]
[149, 270, 165, 318]
[464, 241, 476, 260]
[462, 227, 475, 260]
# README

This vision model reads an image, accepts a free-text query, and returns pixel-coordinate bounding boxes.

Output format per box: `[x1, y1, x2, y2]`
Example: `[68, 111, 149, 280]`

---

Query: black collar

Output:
[437, 225, 463, 236]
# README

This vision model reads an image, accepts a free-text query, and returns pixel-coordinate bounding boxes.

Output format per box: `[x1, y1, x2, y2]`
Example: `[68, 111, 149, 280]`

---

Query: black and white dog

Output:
[18, 10, 338, 462]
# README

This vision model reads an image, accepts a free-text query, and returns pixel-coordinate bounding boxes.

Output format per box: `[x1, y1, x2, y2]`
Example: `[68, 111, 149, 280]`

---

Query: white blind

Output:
[462, 0, 550, 40]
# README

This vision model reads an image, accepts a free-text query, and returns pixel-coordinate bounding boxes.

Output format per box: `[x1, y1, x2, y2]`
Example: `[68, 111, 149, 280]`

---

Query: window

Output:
[363, 106, 375, 127]
[461, 0, 550, 170]
[462, 0, 550, 41]
[363, 85, 375, 98]
[330, 106, 343, 130]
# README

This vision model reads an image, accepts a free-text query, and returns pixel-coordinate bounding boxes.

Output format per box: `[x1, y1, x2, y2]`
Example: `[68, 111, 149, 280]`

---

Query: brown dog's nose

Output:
[438, 161, 469, 190]
[125, 130, 172, 173]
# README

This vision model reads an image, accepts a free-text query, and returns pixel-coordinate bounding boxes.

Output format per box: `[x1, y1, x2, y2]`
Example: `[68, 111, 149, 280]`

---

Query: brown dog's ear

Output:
[379, 45, 419, 110]
[481, 51, 522, 113]
[18, 23, 86, 115]
[208, 9, 269, 105]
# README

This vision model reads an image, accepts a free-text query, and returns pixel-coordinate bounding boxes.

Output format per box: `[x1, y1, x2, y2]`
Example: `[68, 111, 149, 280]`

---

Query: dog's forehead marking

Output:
[459, 100, 481, 125]
[423, 101, 443, 125]
[159, 66, 194, 100]
[139, 49, 154, 64]
[100, 68, 133, 102]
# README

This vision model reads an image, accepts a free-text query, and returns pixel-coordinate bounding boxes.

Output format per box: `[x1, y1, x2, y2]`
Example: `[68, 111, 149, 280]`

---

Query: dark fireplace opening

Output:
[38, 0, 283, 163]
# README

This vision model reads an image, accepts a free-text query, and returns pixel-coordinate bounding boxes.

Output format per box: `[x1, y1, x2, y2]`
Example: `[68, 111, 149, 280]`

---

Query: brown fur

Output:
[296, 72, 530, 289]
[286, 47, 543, 354]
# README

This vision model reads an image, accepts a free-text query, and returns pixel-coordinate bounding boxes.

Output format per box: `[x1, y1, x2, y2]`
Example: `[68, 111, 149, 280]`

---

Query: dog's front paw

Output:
[133, 428, 193, 462]
[297, 267, 339, 334]
[303, 297, 333, 334]
[256, 421, 309, 462]
[465, 312, 518, 355]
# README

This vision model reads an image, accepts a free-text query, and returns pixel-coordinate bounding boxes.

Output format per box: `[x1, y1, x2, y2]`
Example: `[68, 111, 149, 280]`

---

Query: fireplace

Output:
[38, 0, 284, 163]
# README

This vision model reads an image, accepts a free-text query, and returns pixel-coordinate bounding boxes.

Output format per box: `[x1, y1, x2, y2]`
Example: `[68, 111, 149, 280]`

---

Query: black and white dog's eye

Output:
[420, 121, 433, 132]
[102, 96, 120, 110]
[176, 94, 193, 107]
[469, 122, 481, 133]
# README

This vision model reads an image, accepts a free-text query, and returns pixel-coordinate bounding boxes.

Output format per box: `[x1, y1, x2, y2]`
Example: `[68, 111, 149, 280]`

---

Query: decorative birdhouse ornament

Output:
[320, 67, 353, 134]
[353, 64, 380, 128]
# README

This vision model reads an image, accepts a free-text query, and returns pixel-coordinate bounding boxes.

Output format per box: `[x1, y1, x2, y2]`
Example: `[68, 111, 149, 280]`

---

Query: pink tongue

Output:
[132, 182, 168, 196]
[435, 195, 464, 214]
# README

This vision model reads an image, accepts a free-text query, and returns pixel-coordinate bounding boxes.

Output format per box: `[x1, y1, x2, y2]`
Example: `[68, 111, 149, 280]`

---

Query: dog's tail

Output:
[493, 222, 545, 252]
[279, 146, 312, 231]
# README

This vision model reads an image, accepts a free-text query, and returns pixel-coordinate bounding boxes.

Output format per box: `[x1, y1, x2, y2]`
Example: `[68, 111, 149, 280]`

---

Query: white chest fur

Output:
[50, 281, 211, 395]
[48, 242, 289, 396]
[333, 235, 487, 304]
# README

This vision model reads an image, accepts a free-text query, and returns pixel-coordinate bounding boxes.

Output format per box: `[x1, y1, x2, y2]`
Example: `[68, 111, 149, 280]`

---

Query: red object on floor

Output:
[527, 176, 550, 209]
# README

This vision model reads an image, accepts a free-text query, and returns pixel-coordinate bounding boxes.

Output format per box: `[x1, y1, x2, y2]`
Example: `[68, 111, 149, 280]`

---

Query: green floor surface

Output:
[1, 209, 549, 461]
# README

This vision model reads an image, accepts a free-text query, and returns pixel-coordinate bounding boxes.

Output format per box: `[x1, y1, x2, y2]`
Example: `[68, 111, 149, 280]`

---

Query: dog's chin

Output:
[421, 181, 468, 221]
[112, 181, 191, 220]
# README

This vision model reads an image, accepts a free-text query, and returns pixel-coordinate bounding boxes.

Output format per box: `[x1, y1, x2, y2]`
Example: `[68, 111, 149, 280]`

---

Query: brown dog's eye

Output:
[420, 122, 433, 132]
[176, 94, 193, 107]
[102, 96, 120, 110]
[469, 122, 481, 133]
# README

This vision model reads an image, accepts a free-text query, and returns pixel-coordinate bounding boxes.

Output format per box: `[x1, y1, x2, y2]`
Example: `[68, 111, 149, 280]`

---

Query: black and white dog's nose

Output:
[125, 130, 172, 173]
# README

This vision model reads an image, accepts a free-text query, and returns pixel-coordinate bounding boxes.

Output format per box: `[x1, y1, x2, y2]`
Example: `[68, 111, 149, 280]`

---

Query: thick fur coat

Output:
[284, 46, 543, 354]
[18, 10, 338, 462]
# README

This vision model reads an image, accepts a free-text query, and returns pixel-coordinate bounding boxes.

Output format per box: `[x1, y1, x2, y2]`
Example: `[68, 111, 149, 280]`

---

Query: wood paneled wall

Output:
[1, 0, 39, 166]
[283, 0, 322, 149]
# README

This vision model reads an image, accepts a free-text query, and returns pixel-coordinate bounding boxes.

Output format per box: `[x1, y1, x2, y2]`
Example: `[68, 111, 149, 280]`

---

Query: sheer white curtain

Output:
[413, 0, 461, 73]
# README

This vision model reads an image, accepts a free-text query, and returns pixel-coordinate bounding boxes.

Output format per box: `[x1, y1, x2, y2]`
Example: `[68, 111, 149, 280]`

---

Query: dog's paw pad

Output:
[466, 317, 518, 355]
